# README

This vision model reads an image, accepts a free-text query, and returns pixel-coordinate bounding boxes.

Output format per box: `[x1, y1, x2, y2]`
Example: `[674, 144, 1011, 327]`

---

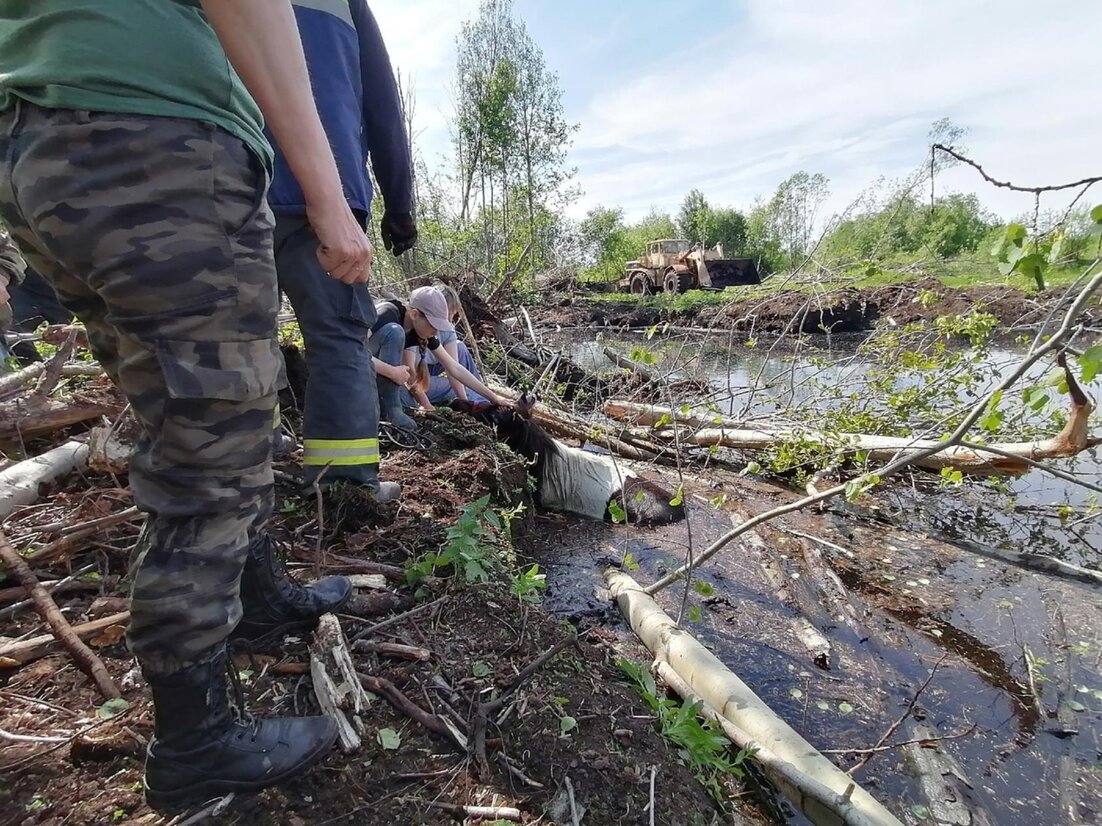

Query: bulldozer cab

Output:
[643, 239, 691, 269]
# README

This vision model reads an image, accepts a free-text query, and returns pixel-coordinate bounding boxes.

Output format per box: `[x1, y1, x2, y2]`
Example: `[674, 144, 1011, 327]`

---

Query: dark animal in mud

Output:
[450, 398, 684, 526]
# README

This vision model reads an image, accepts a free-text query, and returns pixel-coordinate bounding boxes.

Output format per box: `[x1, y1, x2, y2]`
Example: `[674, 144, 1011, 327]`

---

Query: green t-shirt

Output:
[0, 0, 271, 166]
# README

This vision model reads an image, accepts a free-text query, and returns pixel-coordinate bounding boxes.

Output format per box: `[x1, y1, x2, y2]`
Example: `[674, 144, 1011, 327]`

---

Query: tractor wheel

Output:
[629, 272, 651, 295]
[664, 270, 692, 294]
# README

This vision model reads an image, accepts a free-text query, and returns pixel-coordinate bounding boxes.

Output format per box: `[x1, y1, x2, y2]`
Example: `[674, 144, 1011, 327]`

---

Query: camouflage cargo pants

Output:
[0, 102, 282, 675]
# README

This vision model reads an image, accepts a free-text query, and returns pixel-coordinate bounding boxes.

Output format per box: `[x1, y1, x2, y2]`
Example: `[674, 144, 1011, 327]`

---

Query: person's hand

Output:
[0, 273, 9, 305]
[491, 395, 515, 410]
[381, 211, 418, 257]
[388, 364, 412, 386]
[308, 199, 373, 283]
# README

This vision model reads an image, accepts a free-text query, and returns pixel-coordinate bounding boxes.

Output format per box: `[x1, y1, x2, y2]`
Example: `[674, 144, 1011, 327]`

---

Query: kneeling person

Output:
[370, 286, 507, 429]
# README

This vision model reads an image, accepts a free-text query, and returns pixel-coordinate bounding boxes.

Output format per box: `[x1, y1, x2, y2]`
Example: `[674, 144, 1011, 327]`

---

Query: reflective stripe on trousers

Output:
[303, 437, 380, 467]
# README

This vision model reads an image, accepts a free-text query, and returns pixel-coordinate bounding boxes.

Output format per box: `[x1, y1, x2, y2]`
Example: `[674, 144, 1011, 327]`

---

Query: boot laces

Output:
[265, 538, 315, 611]
[226, 651, 261, 742]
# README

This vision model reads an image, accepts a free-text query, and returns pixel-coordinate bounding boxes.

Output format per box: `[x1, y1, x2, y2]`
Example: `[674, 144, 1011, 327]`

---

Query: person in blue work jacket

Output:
[268, 0, 416, 500]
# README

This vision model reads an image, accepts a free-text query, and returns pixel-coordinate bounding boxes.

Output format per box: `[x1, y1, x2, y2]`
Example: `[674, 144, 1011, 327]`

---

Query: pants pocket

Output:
[153, 337, 286, 472]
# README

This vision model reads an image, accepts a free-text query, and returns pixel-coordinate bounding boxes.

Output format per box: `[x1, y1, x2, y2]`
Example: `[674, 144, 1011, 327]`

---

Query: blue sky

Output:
[374, 0, 1101, 225]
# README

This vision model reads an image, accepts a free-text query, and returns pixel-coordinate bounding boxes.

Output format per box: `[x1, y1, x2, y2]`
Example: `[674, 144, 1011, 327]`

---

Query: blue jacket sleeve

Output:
[350, 0, 413, 215]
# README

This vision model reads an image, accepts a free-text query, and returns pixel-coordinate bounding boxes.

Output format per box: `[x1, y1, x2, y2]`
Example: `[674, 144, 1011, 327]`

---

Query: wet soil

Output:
[533, 279, 1102, 336]
[0, 412, 758, 826]
[518, 461, 1102, 825]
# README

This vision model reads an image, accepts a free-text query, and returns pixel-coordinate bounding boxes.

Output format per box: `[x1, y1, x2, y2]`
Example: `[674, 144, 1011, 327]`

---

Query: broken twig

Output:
[0, 528, 120, 699]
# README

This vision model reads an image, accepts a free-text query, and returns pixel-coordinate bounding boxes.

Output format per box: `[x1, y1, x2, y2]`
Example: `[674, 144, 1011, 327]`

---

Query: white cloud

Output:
[570, 0, 1102, 223]
[372, 0, 480, 161]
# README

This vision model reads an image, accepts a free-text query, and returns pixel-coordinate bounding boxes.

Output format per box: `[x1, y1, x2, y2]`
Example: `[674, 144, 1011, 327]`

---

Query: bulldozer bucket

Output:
[698, 258, 760, 288]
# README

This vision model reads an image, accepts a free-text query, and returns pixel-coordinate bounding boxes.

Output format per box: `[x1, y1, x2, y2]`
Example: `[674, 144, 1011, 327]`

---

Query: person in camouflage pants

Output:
[0, 0, 375, 810]
[0, 107, 286, 670]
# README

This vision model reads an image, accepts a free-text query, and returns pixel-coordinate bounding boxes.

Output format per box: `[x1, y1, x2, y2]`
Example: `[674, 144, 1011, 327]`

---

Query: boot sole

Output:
[144, 722, 339, 812]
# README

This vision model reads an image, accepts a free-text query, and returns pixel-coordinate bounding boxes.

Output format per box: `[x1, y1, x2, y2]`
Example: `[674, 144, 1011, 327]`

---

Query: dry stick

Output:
[821, 724, 977, 757]
[645, 265, 1102, 596]
[0, 529, 120, 699]
[565, 775, 581, 826]
[471, 633, 579, 779]
[31, 328, 79, 401]
[931, 144, 1102, 194]
[411, 800, 521, 822]
[312, 463, 332, 579]
[350, 595, 448, 643]
[358, 672, 463, 747]
[25, 507, 144, 566]
[176, 793, 236, 826]
[648, 765, 657, 826]
[848, 654, 948, 776]
[0, 611, 130, 666]
[0, 564, 96, 622]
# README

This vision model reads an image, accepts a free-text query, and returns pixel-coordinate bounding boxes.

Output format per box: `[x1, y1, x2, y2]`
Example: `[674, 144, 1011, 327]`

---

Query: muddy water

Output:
[521, 334, 1102, 824]
[521, 493, 1102, 825]
[572, 335, 1102, 570]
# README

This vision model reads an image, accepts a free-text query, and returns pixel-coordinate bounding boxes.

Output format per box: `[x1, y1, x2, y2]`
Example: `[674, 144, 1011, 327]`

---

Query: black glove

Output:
[381, 211, 418, 256]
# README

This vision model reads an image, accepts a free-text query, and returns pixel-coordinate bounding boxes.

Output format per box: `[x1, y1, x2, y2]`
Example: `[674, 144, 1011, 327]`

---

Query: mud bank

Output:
[532, 279, 1102, 335]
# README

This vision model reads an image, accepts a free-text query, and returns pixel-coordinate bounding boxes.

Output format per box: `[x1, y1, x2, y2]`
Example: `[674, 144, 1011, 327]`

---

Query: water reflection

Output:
[574, 335, 1102, 568]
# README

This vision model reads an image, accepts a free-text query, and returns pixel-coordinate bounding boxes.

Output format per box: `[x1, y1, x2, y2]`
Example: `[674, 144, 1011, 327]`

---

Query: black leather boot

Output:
[232, 535, 352, 645]
[143, 649, 337, 810]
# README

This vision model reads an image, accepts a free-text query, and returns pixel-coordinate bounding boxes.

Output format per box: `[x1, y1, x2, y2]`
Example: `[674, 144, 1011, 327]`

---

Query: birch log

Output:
[606, 570, 902, 826]
[603, 363, 1098, 476]
[0, 440, 89, 520]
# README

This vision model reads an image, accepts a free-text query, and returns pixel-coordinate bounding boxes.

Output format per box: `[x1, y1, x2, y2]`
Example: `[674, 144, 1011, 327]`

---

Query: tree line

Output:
[371, 1, 1097, 294]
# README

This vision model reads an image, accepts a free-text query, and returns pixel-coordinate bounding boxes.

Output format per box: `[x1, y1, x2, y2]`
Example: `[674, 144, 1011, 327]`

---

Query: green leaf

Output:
[789, 688, 804, 699]
[1065, 700, 1087, 713]
[911, 804, 931, 819]
[1090, 204, 1102, 224]
[377, 727, 402, 750]
[559, 715, 578, 734]
[607, 500, 627, 524]
[816, 700, 830, 711]
[837, 702, 854, 714]
[1078, 345, 1102, 383]
[694, 580, 715, 596]
[1014, 252, 1047, 290]
[669, 487, 684, 507]
[1005, 223, 1027, 244]
[97, 698, 130, 720]
[687, 605, 703, 623]
[472, 661, 491, 678]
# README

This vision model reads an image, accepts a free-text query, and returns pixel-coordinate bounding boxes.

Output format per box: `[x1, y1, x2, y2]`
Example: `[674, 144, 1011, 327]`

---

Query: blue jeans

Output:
[425, 341, 486, 404]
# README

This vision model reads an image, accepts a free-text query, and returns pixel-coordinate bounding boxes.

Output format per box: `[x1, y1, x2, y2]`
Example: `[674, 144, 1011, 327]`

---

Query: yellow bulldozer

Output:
[618, 239, 760, 295]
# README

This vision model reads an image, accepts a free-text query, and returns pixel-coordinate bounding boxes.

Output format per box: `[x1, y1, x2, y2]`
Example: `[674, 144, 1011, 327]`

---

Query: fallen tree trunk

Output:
[489, 383, 663, 462]
[0, 396, 118, 442]
[603, 360, 1098, 476]
[602, 347, 656, 383]
[606, 570, 902, 826]
[0, 440, 90, 520]
[656, 662, 886, 826]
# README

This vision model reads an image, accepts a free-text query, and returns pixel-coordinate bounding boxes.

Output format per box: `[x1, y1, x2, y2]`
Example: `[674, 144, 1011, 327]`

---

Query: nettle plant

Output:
[407, 496, 545, 602]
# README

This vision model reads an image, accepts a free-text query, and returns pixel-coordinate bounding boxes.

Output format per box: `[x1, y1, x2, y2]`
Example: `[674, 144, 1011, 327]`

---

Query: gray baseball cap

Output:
[408, 286, 455, 332]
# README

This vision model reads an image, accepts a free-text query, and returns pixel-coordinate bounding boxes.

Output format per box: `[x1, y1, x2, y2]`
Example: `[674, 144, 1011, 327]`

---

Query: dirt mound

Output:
[529, 279, 1101, 337]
